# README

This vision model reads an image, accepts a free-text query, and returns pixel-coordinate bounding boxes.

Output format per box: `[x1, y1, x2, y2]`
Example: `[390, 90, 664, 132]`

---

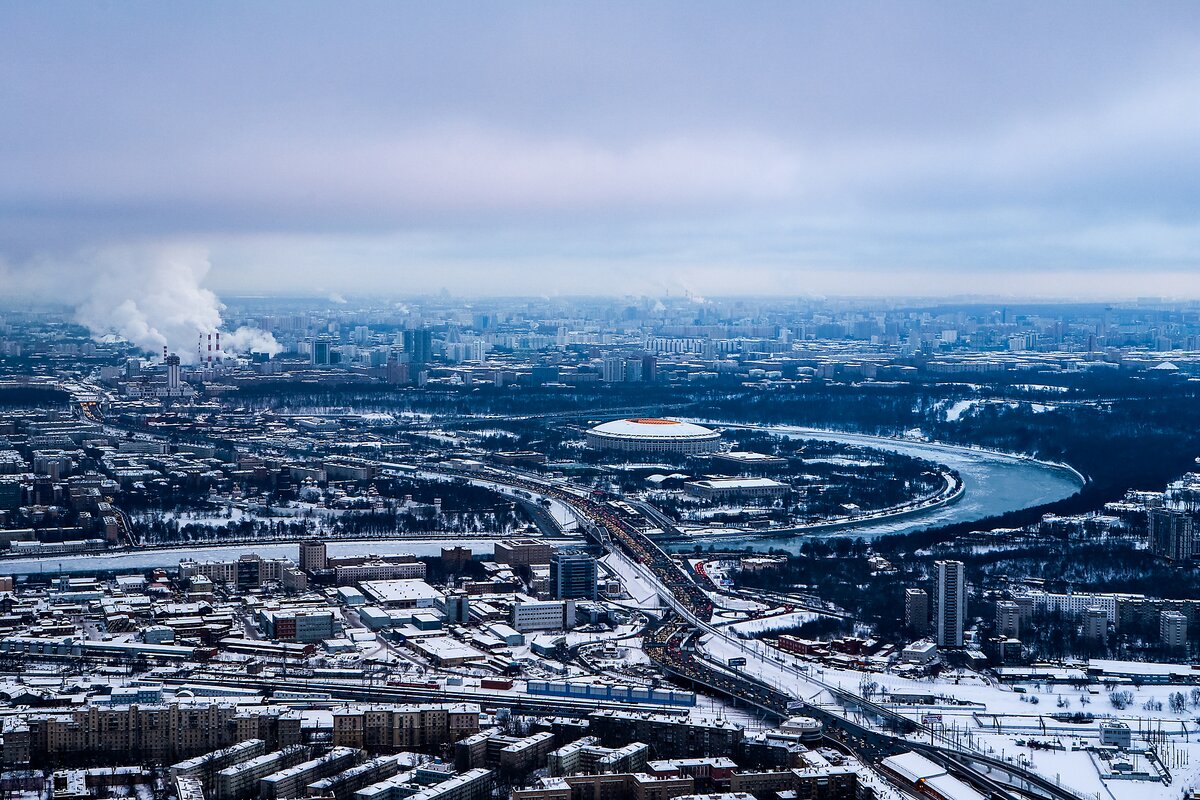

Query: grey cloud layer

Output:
[1, 1, 1198, 295]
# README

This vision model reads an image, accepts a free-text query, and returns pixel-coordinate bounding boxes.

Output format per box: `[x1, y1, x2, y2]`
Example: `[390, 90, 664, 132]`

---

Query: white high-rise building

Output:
[165, 354, 181, 389]
[935, 560, 966, 648]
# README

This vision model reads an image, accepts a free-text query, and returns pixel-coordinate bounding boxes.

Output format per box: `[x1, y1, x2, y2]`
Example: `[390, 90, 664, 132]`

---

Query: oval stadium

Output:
[585, 418, 721, 454]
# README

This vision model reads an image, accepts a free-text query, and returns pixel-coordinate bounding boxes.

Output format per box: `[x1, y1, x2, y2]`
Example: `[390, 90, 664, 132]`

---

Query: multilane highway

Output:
[50, 392, 1091, 799]
[446, 461, 1091, 800]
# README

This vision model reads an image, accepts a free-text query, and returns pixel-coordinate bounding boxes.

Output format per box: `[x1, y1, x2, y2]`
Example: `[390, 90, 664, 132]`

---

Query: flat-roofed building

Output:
[684, 478, 787, 502]
[904, 589, 929, 636]
[215, 746, 310, 800]
[360, 580, 444, 609]
[494, 540, 553, 567]
[259, 747, 359, 800]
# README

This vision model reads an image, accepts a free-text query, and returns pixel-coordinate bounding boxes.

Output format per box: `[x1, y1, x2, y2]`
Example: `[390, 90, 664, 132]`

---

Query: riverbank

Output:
[665, 423, 1084, 554]
[0, 536, 580, 576]
[662, 468, 965, 542]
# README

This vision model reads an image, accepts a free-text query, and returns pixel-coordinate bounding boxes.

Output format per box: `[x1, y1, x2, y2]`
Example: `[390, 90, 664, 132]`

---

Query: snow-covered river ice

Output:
[664, 424, 1084, 554]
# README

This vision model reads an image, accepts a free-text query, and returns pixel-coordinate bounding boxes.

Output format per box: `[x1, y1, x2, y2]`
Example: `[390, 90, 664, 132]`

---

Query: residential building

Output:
[1150, 508, 1195, 562]
[995, 600, 1020, 639]
[904, 588, 929, 635]
[935, 560, 966, 648]
[1161, 610, 1188, 650]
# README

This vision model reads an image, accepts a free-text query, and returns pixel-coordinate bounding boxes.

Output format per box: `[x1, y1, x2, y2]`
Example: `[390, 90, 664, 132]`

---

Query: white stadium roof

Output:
[588, 418, 719, 441]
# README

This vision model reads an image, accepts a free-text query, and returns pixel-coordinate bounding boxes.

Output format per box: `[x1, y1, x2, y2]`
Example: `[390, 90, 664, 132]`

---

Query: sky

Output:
[1, 1, 1199, 299]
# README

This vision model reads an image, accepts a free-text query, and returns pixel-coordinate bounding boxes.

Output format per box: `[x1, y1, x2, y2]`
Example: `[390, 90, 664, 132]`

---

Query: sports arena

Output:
[585, 418, 721, 454]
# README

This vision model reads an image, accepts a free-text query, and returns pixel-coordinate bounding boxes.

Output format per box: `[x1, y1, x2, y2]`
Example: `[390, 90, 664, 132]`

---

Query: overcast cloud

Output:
[1, 1, 1199, 298]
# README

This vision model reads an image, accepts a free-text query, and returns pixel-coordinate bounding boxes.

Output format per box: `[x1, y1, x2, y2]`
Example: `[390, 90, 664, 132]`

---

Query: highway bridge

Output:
[425, 462, 1093, 800]
[58, 414, 1091, 800]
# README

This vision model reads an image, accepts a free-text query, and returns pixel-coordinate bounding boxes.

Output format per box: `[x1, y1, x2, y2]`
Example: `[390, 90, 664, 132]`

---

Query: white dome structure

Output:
[585, 418, 721, 454]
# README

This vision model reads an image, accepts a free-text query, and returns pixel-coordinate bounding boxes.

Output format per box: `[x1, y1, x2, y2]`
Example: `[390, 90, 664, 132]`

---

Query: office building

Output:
[443, 592, 471, 624]
[1100, 721, 1132, 750]
[512, 600, 576, 632]
[404, 329, 433, 365]
[312, 337, 333, 366]
[550, 551, 597, 601]
[300, 539, 328, 573]
[495, 539, 553, 567]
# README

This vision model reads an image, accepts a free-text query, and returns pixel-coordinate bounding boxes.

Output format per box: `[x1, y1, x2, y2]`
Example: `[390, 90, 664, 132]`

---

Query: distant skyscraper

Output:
[550, 551, 598, 601]
[1149, 508, 1194, 562]
[384, 358, 409, 385]
[623, 357, 644, 383]
[404, 329, 433, 365]
[935, 560, 966, 648]
[312, 336, 332, 366]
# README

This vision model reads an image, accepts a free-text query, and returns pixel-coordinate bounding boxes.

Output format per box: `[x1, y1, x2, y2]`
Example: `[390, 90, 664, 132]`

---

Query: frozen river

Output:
[6, 427, 1083, 574]
[664, 424, 1085, 554]
[3, 537, 578, 577]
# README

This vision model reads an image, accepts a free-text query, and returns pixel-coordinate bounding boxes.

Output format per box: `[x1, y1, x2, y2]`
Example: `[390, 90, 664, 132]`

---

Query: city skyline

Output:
[5, 6, 1200, 796]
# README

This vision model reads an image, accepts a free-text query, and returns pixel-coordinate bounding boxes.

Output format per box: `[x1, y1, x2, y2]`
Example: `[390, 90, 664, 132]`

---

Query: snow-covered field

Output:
[697, 630, 1200, 799]
[723, 610, 825, 636]
[944, 398, 1056, 422]
[599, 553, 663, 609]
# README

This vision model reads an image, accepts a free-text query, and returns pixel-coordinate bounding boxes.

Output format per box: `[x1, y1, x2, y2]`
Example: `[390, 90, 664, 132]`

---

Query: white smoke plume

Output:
[3, 244, 280, 363]
[224, 326, 284, 356]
